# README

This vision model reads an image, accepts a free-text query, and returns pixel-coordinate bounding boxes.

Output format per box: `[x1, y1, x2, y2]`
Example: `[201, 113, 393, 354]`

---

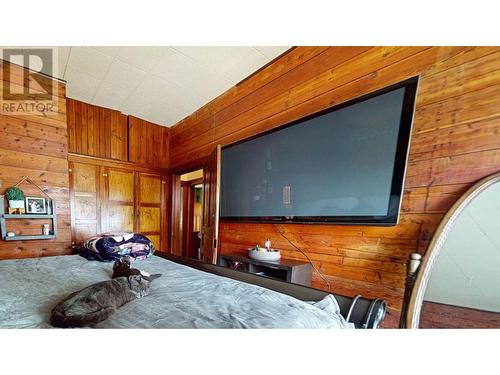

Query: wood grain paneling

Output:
[107, 205, 134, 232]
[69, 161, 100, 244]
[0, 61, 71, 259]
[140, 175, 162, 204]
[107, 169, 134, 202]
[104, 168, 135, 233]
[128, 116, 169, 168]
[139, 207, 160, 232]
[67, 98, 128, 162]
[168, 46, 500, 327]
[137, 173, 166, 251]
[68, 155, 169, 252]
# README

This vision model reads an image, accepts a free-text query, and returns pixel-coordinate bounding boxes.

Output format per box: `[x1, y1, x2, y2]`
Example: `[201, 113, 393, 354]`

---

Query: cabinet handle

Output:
[102, 173, 108, 177]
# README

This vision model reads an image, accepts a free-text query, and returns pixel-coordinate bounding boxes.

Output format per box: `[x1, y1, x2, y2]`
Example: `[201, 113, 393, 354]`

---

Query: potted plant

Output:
[5, 187, 26, 209]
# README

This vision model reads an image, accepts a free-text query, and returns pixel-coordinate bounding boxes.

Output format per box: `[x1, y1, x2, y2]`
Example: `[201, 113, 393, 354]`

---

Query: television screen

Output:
[220, 77, 418, 225]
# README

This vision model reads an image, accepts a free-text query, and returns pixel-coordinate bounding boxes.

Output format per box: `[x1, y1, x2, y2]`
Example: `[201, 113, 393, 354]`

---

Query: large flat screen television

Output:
[220, 77, 419, 225]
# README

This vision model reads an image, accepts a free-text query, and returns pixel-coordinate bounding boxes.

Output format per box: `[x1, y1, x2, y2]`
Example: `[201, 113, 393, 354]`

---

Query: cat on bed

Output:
[50, 275, 151, 328]
[112, 257, 162, 282]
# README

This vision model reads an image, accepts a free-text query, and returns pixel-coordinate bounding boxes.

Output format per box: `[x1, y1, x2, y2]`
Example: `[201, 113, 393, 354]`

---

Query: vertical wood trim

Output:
[99, 108, 107, 157]
[104, 109, 112, 159]
[93, 106, 101, 157]
[99, 165, 109, 232]
[75, 100, 82, 154]
[68, 161, 76, 245]
[134, 171, 140, 232]
[170, 174, 182, 255]
[160, 174, 169, 253]
[121, 113, 129, 162]
[95, 164, 102, 234]
[67, 99, 76, 153]
[81, 102, 88, 155]
[87, 104, 95, 156]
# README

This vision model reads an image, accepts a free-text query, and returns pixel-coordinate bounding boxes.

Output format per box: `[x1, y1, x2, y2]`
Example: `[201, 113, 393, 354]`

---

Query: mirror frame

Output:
[406, 172, 500, 328]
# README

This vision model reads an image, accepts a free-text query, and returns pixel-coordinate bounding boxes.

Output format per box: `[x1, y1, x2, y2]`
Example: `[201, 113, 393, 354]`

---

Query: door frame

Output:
[181, 177, 204, 259]
[170, 167, 204, 257]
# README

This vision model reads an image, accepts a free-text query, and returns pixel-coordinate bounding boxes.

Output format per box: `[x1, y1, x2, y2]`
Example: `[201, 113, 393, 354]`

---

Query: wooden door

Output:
[200, 145, 221, 264]
[69, 161, 101, 244]
[170, 174, 183, 256]
[102, 167, 135, 233]
[137, 173, 166, 251]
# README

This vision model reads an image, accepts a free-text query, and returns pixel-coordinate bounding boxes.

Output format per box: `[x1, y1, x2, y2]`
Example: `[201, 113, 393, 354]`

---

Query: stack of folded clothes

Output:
[75, 232, 155, 262]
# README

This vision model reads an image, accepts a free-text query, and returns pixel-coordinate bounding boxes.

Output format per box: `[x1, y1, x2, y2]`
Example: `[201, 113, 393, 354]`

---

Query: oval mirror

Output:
[407, 172, 500, 328]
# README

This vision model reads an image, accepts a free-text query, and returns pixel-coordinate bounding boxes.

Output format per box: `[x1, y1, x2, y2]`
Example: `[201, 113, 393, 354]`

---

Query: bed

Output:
[0, 254, 386, 328]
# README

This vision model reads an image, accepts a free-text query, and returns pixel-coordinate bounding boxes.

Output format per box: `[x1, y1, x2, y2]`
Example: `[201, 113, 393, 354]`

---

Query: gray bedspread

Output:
[0, 255, 352, 329]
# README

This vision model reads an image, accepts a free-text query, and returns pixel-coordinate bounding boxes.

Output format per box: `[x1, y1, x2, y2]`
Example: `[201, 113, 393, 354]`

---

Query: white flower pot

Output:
[247, 248, 281, 261]
[8, 200, 25, 209]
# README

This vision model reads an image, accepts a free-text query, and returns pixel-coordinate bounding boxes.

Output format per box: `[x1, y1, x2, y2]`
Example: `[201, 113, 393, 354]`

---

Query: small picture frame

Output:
[25, 196, 47, 214]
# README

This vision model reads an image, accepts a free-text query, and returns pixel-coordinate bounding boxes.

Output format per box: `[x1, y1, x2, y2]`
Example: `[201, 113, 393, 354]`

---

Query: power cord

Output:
[277, 229, 332, 290]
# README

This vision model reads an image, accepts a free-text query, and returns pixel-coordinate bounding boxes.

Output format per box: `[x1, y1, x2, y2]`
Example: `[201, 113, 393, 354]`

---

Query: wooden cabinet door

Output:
[200, 145, 221, 264]
[102, 167, 135, 233]
[69, 161, 101, 244]
[137, 173, 167, 251]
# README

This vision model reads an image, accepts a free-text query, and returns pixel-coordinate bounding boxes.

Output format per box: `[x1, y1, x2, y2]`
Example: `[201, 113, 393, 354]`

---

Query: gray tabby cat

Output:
[50, 275, 151, 328]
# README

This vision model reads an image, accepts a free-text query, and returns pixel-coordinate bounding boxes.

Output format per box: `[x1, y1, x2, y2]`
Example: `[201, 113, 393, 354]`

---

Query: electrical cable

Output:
[277, 229, 331, 290]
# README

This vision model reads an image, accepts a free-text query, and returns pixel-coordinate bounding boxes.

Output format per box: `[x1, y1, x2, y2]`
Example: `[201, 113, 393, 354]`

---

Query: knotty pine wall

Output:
[67, 98, 129, 162]
[169, 46, 500, 327]
[0, 61, 71, 259]
[66, 99, 169, 169]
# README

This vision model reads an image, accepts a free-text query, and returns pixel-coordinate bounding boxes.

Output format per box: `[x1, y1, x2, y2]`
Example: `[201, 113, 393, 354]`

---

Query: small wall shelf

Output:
[3, 235, 56, 241]
[0, 196, 57, 241]
[3, 214, 56, 219]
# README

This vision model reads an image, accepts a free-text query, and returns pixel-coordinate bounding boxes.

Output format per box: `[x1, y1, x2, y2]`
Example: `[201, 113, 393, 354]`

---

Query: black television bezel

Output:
[219, 76, 420, 226]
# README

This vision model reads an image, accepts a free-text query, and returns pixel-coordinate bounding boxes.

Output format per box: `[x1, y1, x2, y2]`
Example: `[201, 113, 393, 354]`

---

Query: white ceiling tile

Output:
[92, 82, 129, 110]
[4, 46, 291, 127]
[64, 67, 101, 98]
[254, 46, 290, 60]
[174, 46, 252, 73]
[92, 46, 120, 58]
[66, 85, 93, 103]
[56, 46, 71, 80]
[134, 74, 180, 99]
[103, 60, 147, 90]
[115, 46, 168, 72]
[155, 83, 208, 111]
[148, 106, 190, 127]
[225, 49, 269, 84]
[119, 91, 157, 117]
[190, 69, 234, 101]
[150, 48, 207, 88]
[66, 46, 113, 80]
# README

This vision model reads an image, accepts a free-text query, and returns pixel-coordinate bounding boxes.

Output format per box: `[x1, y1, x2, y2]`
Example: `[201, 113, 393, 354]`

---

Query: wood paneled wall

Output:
[129, 116, 169, 168]
[67, 99, 128, 161]
[169, 46, 500, 327]
[0, 61, 71, 259]
[67, 99, 169, 169]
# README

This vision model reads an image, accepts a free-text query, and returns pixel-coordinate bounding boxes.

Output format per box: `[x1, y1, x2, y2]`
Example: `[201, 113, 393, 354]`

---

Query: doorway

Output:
[172, 169, 204, 259]
[170, 145, 221, 264]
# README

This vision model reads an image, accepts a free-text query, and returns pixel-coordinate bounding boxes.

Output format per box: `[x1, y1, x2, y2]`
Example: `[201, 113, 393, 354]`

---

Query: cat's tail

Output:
[50, 307, 115, 328]
[145, 273, 162, 282]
